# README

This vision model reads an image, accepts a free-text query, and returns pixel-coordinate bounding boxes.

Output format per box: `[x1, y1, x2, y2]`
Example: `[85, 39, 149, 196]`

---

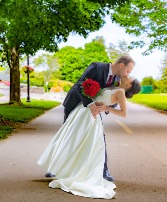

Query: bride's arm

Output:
[105, 90, 127, 117]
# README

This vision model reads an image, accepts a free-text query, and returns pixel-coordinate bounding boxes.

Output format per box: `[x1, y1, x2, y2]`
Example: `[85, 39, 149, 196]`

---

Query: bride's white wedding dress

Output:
[37, 89, 118, 199]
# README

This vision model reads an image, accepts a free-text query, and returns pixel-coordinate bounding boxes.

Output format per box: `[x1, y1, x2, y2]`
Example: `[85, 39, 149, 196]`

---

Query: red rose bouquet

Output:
[81, 78, 101, 98]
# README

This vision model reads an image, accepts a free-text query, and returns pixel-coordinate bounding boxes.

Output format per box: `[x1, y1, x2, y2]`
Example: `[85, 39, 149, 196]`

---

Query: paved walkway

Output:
[0, 105, 67, 202]
[1, 91, 167, 202]
[0, 88, 66, 103]
[0, 90, 69, 201]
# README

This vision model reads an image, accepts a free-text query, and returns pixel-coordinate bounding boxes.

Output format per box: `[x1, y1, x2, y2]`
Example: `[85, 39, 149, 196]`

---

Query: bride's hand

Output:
[89, 103, 101, 118]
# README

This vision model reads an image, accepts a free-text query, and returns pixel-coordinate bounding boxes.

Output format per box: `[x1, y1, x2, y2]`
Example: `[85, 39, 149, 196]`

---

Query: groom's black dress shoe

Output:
[103, 169, 114, 181]
[45, 172, 55, 177]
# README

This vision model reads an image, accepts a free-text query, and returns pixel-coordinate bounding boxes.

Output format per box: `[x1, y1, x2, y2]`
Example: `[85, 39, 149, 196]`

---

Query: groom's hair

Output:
[116, 55, 135, 66]
[125, 79, 141, 99]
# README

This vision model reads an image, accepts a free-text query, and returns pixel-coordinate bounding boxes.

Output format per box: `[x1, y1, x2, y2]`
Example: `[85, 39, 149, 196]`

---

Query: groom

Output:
[46, 55, 135, 180]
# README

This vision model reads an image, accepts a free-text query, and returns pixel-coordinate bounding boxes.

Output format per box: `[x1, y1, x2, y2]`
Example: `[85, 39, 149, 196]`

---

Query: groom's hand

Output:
[97, 103, 107, 112]
[95, 102, 103, 106]
[89, 103, 101, 118]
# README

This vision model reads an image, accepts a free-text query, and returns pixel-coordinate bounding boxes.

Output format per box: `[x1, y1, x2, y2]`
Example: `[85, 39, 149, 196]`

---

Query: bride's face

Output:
[121, 76, 134, 89]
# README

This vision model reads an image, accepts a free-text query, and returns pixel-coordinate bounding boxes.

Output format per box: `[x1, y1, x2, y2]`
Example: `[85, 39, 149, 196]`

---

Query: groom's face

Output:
[118, 62, 134, 78]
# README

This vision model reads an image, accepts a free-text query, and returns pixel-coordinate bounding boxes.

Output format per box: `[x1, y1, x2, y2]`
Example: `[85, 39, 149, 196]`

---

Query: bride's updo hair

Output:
[125, 79, 141, 98]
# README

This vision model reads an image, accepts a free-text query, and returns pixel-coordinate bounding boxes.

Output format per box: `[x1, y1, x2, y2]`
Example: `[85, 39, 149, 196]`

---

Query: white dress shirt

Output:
[106, 63, 113, 82]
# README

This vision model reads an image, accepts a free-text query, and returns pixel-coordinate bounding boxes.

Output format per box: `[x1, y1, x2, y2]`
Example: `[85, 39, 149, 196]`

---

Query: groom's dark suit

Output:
[63, 62, 119, 115]
[63, 62, 119, 180]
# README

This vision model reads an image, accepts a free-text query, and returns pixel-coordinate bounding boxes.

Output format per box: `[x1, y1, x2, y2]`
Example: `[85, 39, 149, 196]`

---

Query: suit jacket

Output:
[63, 62, 119, 113]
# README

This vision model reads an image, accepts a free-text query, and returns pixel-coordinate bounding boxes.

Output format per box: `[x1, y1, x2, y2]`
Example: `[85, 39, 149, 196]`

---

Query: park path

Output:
[0, 101, 167, 202]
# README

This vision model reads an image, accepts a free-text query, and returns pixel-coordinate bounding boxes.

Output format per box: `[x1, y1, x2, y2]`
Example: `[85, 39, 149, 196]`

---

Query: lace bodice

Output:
[94, 89, 118, 105]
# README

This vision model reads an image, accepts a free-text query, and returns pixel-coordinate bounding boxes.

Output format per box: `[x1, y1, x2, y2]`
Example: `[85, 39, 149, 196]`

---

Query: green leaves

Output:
[0, 0, 127, 103]
[110, 0, 167, 54]
[0, 0, 128, 57]
[56, 39, 110, 82]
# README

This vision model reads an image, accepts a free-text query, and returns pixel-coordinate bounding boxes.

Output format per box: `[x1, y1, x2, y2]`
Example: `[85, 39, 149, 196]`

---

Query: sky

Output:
[58, 16, 165, 82]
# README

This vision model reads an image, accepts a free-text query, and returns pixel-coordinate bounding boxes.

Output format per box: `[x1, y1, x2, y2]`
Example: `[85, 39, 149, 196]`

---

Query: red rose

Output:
[81, 79, 101, 98]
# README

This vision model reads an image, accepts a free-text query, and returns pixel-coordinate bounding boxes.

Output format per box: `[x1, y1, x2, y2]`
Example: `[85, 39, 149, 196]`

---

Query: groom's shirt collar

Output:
[107, 63, 113, 81]
[109, 63, 112, 75]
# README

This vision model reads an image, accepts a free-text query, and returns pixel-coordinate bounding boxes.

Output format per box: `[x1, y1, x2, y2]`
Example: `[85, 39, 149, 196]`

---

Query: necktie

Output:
[105, 75, 113, 87]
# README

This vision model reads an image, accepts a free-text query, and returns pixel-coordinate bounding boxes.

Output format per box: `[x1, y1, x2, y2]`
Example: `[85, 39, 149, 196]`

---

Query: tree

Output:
[160, 54, 167, 75]
[56, 39, 109, 82]
[83, 40, 109, 63]
[161, 68, 167, 83]
[92, 36, 106, 46]
[108, 40, 129, 62]
[118, 40, 129, 53]
[33, 54, 60, 86]
[141, 76, 155, 86]
[0, 0, 127, 104]
[110, 0, 167, 55]
[157, 54, 167, 92]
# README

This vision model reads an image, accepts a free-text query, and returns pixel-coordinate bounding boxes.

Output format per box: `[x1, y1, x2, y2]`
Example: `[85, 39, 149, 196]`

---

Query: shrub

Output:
[49, 79, 73, 92]
[50, 86, 63, 92]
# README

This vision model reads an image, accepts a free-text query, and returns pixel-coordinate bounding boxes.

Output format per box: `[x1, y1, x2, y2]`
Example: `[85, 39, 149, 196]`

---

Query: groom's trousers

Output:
[63, 107, 108, 171]
[99, 113, 108, 171]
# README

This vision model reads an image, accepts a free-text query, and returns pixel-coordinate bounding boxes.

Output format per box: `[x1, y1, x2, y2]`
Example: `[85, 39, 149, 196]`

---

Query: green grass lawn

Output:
[130, 94, 167, 111]
[0, 94, 3, 97]
[0, 99, 60, 139]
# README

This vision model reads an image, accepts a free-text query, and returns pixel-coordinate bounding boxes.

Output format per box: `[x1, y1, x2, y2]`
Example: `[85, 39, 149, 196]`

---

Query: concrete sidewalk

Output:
[0, 88, 67, 103]
[0, 105, 76, 202]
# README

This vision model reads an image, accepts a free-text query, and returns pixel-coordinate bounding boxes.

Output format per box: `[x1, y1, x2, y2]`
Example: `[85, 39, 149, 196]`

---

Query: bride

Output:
[37, 76, 141, 199]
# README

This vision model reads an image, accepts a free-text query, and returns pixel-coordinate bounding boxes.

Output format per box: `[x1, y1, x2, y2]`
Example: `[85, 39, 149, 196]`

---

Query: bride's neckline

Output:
[106, 87, 124, 91]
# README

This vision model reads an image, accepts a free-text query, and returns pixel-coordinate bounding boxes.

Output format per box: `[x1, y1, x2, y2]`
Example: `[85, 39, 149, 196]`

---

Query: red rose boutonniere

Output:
[81, 78, 102, 98]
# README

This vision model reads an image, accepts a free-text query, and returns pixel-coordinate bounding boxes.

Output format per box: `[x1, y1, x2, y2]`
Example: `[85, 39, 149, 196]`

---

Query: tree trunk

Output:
[9, 47, 22, 105]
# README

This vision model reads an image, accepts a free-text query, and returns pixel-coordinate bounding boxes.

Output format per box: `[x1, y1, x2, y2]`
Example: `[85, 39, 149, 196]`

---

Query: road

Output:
[103, 102, 167, 201]
[0, 102, 167, 202]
